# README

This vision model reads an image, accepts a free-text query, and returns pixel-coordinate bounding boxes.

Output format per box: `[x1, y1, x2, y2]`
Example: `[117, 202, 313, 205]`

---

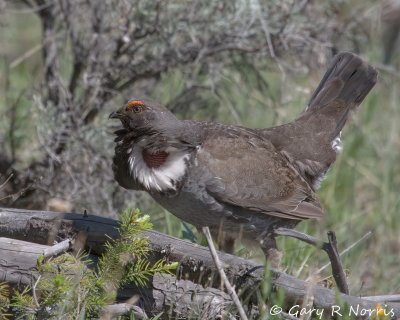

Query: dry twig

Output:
[42, 238, 72, 258]
[202, 226, 249, 320]
[274, 228, 349, 294]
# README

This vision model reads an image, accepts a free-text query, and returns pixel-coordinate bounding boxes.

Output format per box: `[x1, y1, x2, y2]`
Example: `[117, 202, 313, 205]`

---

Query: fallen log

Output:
[0, 207, 261, 289]
[0, 237, 236, 318]
[0, 207, 399, 319]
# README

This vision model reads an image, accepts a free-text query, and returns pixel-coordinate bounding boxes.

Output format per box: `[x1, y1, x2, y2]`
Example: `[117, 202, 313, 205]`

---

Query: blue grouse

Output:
[110, 52, 377, 265]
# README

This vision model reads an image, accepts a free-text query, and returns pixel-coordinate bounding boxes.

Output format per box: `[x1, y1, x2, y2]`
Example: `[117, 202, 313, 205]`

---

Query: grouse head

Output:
[109, 99, 180, 137]
[109, 99, 194, 193]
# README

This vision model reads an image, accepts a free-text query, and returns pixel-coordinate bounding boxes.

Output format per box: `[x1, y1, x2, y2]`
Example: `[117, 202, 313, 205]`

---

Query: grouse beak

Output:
[109, 111, 121, 119]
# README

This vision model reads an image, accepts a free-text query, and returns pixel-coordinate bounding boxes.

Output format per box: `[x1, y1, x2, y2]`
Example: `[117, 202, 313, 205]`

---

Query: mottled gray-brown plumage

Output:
[110, 52, 377, 264]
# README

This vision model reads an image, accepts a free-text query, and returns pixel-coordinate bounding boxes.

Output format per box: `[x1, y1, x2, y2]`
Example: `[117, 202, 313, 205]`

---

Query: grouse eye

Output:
[132, 105, 143, 113]
[127, 100, 145, 113]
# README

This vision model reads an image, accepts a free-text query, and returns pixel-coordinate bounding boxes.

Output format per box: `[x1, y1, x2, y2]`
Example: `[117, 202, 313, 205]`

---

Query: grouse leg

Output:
[217, 233, 235, 254]
[260, 237, 282, 269]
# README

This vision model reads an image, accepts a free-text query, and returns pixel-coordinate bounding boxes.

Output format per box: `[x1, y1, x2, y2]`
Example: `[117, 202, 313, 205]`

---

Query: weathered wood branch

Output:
[0, 207, 261, 290]
[0, 238, 236, 318]
[1, 207, 400, 319]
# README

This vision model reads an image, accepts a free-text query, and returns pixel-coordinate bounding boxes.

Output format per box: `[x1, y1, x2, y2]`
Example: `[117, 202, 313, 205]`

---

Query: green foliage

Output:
[11, 287, 36, 320]
[98, 209, 178, 290]
[123, 259, 177, 288]
[10, 209, 177, 319]
[0, 282, 11, 319]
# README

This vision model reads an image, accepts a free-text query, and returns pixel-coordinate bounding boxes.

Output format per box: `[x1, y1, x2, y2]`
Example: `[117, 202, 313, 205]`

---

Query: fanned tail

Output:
[304, 52, 377, 138]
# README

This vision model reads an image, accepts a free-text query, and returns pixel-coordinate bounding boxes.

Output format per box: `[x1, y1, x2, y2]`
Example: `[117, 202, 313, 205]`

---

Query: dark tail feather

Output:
[262, 52, 377, 188]
[306, 52, 378, 114]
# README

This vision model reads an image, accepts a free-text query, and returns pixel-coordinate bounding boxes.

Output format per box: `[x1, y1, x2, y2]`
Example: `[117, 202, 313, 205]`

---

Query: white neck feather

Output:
[128, 145, 190, 192]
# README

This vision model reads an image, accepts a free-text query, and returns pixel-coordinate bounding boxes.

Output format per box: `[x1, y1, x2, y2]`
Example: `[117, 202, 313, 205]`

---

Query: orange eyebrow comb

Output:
[127, 100, 145, 108]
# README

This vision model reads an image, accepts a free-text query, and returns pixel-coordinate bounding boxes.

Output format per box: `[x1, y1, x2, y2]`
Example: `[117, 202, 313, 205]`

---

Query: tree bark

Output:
[0, 207, 399, 319]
